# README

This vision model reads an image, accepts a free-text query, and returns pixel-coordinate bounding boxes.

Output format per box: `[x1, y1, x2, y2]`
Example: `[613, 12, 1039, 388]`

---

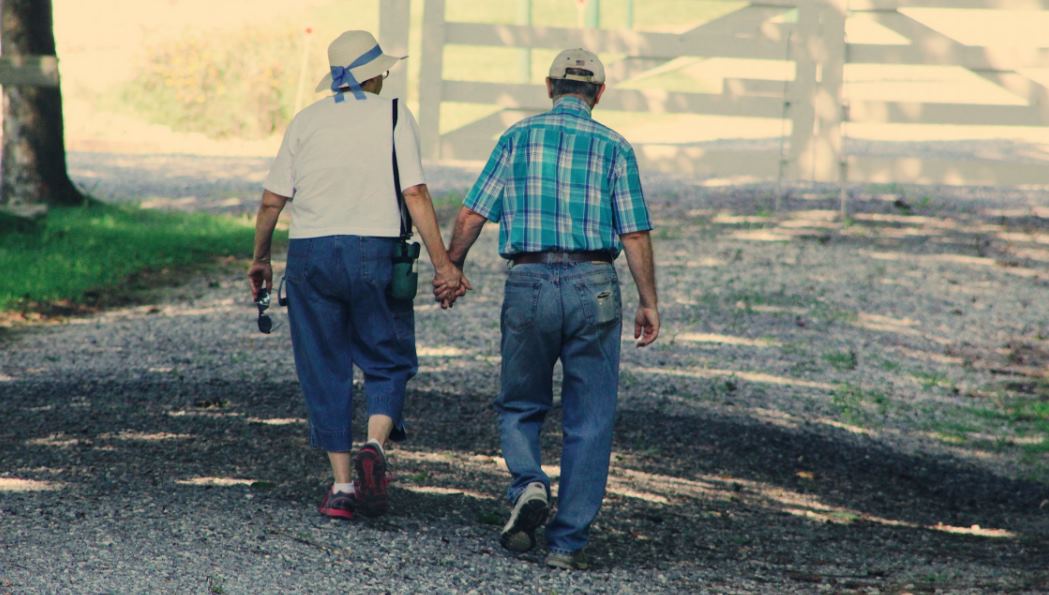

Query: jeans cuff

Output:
[366, 392, 404, 421]
[547, 546, 580, 556]
[308, 424, 352, 452]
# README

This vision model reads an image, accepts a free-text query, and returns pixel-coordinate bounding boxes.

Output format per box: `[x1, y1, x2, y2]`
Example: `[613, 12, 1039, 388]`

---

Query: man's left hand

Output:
[634, 306, 660, 347]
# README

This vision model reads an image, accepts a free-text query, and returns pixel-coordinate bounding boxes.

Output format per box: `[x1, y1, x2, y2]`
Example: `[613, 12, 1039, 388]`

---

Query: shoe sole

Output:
[500, 498, 549, 553]
[318, 506, 354, 520]
[354, 448, 388, 517]
[545, 555, 588, 571]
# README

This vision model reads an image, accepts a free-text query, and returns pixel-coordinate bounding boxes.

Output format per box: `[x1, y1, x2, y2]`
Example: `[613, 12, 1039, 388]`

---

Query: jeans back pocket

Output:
[592, 285, 621, 325]
[502, 280, 541, 332]
[580, 269, 621, 326]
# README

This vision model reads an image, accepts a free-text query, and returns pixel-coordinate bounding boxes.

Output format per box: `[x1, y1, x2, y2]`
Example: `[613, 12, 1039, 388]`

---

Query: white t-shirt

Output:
[264, 94, 426, 239]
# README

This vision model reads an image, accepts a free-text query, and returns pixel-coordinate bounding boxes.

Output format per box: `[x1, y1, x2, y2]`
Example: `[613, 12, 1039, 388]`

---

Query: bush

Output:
[121, 27, 307, 139]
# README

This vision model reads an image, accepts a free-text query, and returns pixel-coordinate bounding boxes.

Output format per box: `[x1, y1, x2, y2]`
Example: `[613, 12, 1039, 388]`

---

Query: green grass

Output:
[0, 202, 272, 311]
[911, 370, 951, 391]
[823, 349, 858, 371]
[405, 470, 432, 484]
[1009, 397, 1049, 454]
[921, 387, 1049, 463]
[722, 289, 813, 312]
[476, 509, 504, 526]
[878, 358, 902, 372]
[832, 383, 889, 425]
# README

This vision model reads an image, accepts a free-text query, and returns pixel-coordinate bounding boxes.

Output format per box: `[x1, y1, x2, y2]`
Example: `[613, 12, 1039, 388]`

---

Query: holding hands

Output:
[433, 262, 471, 309]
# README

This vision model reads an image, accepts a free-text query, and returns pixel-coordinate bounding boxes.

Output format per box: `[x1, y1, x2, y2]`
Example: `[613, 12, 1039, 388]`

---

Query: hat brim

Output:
[555, 73, 605, 84]
[314, 54, 405, 93]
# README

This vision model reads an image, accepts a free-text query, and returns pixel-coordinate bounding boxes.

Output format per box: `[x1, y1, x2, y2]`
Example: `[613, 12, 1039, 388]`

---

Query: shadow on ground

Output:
[4, 377, 1047, 591]
[4, 182, 1049, 591]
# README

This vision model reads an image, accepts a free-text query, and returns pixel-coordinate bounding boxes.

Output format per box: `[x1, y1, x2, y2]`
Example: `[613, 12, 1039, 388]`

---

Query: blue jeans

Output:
[497, 261, 622, 554]
[284, 236, 417, 452]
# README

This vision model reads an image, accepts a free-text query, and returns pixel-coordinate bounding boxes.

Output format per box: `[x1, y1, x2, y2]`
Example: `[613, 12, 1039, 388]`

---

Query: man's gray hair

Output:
[551, 68, 601, 101]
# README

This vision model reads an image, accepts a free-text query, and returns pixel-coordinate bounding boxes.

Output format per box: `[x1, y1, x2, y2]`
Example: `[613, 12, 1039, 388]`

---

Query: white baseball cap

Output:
[548, 48, 605, 84]
[314, 30, 405, 93]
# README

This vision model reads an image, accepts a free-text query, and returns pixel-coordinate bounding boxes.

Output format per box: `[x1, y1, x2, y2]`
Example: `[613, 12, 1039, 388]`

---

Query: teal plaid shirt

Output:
[464, 96, 652, 257]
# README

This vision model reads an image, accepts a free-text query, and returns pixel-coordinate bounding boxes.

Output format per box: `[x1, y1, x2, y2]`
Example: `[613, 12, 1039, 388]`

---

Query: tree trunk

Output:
[1, 0, 81, 209]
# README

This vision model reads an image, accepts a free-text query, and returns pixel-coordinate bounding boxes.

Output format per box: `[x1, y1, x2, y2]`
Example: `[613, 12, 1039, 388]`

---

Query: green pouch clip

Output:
[388, 240, 421, 302]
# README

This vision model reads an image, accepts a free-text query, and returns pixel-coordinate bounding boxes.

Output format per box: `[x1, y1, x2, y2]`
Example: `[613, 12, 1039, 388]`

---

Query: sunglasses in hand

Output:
[255, 287, 273, 334]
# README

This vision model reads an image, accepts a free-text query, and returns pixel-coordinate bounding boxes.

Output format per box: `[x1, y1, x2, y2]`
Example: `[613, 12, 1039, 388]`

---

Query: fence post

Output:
[379, 0, 411, 102]
[584, 0, 600, 28]
[786, 0, 846, 191]
[518, 0, 532, 83]
[418, 0, 446, 160]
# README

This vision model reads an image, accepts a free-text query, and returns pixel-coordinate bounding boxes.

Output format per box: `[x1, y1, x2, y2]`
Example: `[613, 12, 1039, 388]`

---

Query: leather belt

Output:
[511, 250, 614, 265]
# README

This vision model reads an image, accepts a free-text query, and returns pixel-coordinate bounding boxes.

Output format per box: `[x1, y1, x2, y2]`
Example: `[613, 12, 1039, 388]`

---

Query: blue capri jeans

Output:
[284, 236, 417, 452]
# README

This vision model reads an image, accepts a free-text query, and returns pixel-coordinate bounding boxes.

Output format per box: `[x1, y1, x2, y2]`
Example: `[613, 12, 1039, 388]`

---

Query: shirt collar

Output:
[552, 95, 593, 118]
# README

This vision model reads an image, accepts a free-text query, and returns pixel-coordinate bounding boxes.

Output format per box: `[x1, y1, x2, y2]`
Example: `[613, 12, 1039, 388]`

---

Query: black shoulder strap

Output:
[392, 98, 411, 240]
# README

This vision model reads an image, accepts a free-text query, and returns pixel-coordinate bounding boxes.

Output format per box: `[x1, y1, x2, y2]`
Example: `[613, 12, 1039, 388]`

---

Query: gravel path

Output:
[1, 152, 1048, 593]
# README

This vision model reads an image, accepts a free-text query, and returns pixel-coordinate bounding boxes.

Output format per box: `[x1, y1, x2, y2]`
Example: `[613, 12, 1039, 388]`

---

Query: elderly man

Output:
[447, 49, 659, 569]
[249, 30, 466, 521]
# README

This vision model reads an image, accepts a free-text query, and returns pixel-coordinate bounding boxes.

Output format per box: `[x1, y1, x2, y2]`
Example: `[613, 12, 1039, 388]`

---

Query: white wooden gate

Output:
[385, 0, 1049, 186]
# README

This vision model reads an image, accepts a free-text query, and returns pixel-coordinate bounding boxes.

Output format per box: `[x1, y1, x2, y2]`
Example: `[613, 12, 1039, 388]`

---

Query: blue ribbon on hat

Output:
[331, 44, 384, 102]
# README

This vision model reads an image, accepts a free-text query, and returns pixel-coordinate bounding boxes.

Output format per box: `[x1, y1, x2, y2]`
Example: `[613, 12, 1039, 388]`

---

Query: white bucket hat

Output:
[314, 30, 405, 99]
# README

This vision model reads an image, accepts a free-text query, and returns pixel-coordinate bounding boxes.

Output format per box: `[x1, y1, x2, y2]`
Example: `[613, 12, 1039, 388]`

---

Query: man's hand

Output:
[433, 263, 471, 309]
[247, 259, 273, 301]
[621, 230, 660, 347]
[634, 306, 660, 347]
[432, 206, 488, 309]
[401, 183, 475, 309]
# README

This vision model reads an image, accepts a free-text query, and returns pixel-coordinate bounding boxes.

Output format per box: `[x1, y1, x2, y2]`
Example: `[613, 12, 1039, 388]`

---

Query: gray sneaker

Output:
[545, 549, 589, 571]
[500, 482, 549, 553]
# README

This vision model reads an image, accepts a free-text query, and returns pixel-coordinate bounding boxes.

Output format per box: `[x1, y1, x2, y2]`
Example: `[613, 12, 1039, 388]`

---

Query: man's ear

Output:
[546, 78, 554, 99]
[593, 83, 607, 106]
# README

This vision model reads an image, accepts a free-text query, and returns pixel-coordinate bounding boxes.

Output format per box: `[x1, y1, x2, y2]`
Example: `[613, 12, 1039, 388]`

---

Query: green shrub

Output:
[0, 203, 271, 311]
[120, 27, 305, 139]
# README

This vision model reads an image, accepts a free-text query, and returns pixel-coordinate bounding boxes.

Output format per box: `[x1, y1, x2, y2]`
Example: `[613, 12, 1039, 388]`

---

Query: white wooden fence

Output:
[384, 0, 1049, 186]
[842, 0, 1049, 186]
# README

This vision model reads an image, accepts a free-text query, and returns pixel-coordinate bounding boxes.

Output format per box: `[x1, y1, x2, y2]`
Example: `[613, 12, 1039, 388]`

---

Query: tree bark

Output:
[1, 0, 81, 209]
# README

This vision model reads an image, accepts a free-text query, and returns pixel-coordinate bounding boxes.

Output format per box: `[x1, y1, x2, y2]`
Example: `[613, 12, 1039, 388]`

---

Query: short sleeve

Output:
[394, 101, 426, 189]
[263, 117, 297, 198]
[610, 143, 652, 235]
[463, 135, 510, 221]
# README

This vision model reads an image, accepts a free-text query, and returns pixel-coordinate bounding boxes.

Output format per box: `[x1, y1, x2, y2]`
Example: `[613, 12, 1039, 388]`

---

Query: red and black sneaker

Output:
[353, 443, 389, 517]
[318, 489, 355, 520]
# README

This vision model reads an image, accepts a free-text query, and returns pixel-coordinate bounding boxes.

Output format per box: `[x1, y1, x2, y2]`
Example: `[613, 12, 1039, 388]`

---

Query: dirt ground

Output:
[2, 166, 1048, 592]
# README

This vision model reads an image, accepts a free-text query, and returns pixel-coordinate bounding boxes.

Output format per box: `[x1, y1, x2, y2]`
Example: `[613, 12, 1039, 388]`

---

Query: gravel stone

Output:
[0, 153, 1046, 593]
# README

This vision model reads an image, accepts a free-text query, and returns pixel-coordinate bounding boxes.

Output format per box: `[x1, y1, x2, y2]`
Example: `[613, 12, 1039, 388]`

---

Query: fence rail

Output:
[0, 56, 59, 88]
[392, 0, 1049, 187]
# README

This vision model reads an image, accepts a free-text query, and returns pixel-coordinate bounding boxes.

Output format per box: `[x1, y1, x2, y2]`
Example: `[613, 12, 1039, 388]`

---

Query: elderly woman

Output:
[248, 30, 466, 520]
